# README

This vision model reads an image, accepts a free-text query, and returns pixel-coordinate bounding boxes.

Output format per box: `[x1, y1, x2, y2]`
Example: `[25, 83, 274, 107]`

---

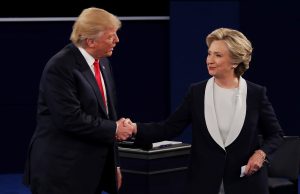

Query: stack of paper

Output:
[152, 140, 182, 148]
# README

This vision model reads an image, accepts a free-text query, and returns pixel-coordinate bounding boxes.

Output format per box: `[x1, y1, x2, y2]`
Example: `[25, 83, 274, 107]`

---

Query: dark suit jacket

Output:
[23, 43, 119, 194]
[135, 80, 284, 194]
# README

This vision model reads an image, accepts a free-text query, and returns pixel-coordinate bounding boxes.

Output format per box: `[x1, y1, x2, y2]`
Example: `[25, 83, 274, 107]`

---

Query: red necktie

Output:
[93, 59, 107, 110]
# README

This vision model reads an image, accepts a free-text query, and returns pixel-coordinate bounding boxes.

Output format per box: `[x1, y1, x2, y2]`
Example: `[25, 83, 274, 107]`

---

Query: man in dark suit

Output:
[23, 7, 134, 194]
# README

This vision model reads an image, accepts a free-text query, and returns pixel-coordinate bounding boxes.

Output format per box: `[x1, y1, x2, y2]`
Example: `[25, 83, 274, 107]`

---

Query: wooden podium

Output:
[118, 143, 191, 194]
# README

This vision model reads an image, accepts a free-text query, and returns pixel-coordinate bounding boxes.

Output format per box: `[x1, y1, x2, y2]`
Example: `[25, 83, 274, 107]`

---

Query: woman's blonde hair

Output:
[70, 7, 121, 46]
[206, 28, 253, 77]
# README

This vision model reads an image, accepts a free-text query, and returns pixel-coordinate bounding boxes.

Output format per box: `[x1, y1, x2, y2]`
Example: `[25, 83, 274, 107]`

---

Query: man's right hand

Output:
[115, 118, 136, 141]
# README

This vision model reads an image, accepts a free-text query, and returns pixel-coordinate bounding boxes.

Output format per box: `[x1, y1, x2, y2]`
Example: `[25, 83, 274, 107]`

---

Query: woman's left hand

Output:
[245, 149, 266, 176]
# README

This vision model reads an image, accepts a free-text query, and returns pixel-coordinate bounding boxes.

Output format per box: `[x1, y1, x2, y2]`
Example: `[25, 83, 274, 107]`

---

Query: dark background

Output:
[0, 0, 299, 173]
[0, 1, 169, 17]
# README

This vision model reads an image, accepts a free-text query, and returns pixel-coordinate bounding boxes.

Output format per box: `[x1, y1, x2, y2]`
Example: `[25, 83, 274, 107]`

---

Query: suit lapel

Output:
[71, 45, 108, 115]
[224, 77, 247, 147]
[99, 59, 114, 117]
[82, 69, 108, 115]
[204, 77, 247, 149]
[205, 77, 225, 149]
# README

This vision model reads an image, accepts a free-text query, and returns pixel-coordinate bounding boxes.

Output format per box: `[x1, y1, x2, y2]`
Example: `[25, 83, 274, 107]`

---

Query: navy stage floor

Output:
[0, 173, 299, 194]
[0, 173, 108, 194]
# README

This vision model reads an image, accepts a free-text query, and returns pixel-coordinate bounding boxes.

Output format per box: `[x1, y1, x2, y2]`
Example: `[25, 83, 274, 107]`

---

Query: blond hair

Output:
[206, 28, 253, 77]
[70, 7, 121, 46]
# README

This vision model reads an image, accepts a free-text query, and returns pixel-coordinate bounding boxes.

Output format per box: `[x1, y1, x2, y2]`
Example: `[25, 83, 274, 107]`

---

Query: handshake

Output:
[115, 118, 137, 141]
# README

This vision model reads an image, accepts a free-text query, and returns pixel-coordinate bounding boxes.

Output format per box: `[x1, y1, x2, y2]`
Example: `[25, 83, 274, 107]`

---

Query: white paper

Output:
[152, 140, 182, 148]
[240, 165, 246, 177]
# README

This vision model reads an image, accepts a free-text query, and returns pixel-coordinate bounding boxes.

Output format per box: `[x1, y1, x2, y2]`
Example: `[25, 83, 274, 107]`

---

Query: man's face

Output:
[93, 28, 119, 58]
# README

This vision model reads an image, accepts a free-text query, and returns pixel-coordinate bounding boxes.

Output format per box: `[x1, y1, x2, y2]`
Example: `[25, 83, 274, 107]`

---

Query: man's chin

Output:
[105, 51, 113, 57]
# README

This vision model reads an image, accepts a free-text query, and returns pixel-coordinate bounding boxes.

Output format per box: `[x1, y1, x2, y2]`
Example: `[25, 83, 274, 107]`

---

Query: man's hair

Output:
[70, 7, 121, 46]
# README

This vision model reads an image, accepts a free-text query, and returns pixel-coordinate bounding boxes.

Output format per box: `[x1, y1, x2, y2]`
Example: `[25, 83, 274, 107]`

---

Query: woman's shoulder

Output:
[189, 80, 208, 90]
[245, 79, 265, 90]
[244, 79, 268, 98]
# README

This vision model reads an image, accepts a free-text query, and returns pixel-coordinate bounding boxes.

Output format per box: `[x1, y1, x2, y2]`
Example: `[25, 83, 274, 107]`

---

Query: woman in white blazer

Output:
[132, 28, 284, 194]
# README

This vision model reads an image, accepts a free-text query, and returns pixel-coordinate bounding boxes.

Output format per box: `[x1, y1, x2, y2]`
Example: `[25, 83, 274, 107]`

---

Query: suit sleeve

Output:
[135, 86, 193, 145]
[258, 87, 284, 156]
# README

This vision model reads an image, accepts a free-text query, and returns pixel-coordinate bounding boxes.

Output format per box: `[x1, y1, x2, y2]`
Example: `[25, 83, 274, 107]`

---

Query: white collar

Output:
[204, 77, 247, 149]
[78, 47, 96, 69]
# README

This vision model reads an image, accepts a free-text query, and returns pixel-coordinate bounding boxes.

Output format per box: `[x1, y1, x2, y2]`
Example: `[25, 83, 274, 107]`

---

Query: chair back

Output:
[268, 136, 300, 180]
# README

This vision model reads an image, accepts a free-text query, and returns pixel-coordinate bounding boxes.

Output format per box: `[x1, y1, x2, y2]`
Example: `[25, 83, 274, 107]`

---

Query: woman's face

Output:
[206, 40, 235, 79]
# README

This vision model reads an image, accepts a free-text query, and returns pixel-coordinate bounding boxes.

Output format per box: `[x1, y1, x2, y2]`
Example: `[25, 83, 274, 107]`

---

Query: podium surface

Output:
[118, 143, 191, 194]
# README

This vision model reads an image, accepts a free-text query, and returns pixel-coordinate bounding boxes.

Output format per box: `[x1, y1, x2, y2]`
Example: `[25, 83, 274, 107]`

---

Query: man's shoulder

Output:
[43, 43, 78, 72]
[51, 43, 78, 61]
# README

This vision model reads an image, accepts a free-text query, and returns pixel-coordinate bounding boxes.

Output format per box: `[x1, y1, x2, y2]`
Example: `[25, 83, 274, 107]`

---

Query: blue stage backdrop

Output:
[239, 1, 300, 137]
[170, 1, 240, 142]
